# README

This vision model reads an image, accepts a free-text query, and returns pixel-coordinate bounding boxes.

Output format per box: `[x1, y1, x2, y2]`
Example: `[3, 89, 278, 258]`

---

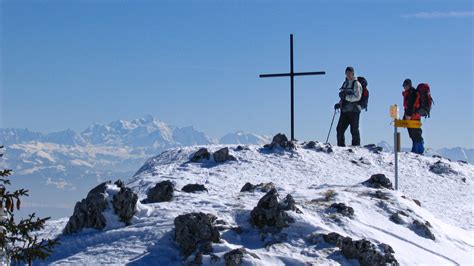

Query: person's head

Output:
[403, 79, 412, 90]
[345, 66, 355, 80]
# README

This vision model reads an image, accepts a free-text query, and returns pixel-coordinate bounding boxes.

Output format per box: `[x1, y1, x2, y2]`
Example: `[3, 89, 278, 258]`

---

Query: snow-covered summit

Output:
[37, 141, 473, 265]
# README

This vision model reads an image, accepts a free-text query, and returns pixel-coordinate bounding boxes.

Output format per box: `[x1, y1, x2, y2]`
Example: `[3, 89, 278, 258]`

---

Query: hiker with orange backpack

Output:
[402, 79, 433, 155]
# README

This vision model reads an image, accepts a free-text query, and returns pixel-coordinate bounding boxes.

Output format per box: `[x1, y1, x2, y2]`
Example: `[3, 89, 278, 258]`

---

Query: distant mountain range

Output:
[0, 116, 270, 219]
[376, 141, 473, 163]
[0, 115, 470, 219]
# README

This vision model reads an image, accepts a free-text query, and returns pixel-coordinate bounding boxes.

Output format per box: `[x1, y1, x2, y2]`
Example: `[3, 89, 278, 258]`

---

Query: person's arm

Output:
[345, 80, 362, 102]
[405, 90, 415, 117]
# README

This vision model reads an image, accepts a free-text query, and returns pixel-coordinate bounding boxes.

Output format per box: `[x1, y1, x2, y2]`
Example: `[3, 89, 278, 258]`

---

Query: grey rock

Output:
[362, 174, 394, 190]
[144, 180, 174, 203]
[412, 220, 435, 240]
[240, 182, 256, 192]
[223, 248, 260, 266]
[429, 161, 456, 175]
[364, 144, 384, 153]
[389, 212, 407, 225]
[64, 181, 110, 235]
[114, 179, 125, 189]
[413, 199, 422, 206]
[304, 141, 317, 149]
[373, 190, 390, 200]
[250, 189, 296, 229]
[235, 145, 249, 151]
[267, 133, 296, 150]
[191, 148, 211, 162]
[174, 212, 220, 257]
[182, 184, 208, 193]
[112, 186, 138, 225]
[314, 144, 332, 153]
[323, 232, 343, 245]
[213, 147, 236, 163]
[338, 237, 399, 266]
[279, 194, 302, 214]
[240, 182, 276, 193]
[329, 203, 354, 217]
[321, 233, 399, 266]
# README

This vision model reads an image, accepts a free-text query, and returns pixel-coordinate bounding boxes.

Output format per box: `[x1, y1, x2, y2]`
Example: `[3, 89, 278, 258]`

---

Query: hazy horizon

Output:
[1, 0, 473, 149]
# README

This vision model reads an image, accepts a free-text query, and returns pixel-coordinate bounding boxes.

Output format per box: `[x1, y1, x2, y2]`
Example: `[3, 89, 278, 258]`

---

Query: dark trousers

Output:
[336, 112, 360, 147]
[407, 128, 423, 143]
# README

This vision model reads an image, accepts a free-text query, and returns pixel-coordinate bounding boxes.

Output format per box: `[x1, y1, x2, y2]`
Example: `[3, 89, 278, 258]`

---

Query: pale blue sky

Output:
[1, 0, 473, 148]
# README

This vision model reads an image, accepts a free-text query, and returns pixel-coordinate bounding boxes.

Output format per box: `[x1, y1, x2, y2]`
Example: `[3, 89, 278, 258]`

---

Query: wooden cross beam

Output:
[259, 34, 326, 141]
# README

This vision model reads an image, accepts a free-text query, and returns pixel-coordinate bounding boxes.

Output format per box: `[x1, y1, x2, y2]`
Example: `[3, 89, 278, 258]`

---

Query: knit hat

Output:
[345, 66, 355, 74]
[403, 79, 412, 87]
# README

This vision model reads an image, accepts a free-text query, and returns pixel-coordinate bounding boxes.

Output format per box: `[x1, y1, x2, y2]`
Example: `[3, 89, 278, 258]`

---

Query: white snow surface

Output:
[37, 143, 473, 265]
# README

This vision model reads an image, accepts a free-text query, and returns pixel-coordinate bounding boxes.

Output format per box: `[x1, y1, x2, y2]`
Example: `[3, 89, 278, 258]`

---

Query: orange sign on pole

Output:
[394, 119, 422, 129]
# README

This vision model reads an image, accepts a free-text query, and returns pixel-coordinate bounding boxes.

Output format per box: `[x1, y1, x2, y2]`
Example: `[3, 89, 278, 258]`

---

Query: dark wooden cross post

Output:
[260, 34, 326, 141]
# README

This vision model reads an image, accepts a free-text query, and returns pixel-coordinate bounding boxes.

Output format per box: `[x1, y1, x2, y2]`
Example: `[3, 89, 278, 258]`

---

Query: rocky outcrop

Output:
[304, 141, 317, 149]
[364, 144, 383, 153]
[144, 180, 174, 203]
[191, 148, 211, 162]
[318, 232, 399, 266]
[338, 237, 398, 266]
[389, 211, 409, 225]
[112, 186, 138, 225]
[412, 220, 435, 240]
[213, 147, 236, 163]
[223, 248, 260, 266]
[250, 189, 298, 229]
[174, 212, 220, 257]
[362, 174, 394, 190]
[64, 180, 139, 234]
[328, 203, 354, 217]
[264, 133, 296, 150]
[63, 180, 138, 235]
[64, 182, 110, 235]
[315, 143, 333, 154]
[182, 184, 208, 193]
[240, 182, 276, 193]
[279, 194, 302, 214]
[235, 145, 249, 151]
[429, 161, 456, 175]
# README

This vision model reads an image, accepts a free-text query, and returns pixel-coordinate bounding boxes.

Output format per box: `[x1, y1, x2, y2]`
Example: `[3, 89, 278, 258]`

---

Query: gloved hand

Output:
[334, 103, 341, 110]
[345, 90, 354, 96]
[339, 90, 345, 99]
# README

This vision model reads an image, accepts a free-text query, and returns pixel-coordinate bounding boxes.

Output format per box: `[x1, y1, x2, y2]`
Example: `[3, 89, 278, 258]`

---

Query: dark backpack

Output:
[357, 76, 369, 111]
[415, 83, 433, 117]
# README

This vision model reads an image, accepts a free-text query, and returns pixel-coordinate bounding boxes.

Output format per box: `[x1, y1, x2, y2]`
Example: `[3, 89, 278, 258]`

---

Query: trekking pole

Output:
[325, 109, 337, 144]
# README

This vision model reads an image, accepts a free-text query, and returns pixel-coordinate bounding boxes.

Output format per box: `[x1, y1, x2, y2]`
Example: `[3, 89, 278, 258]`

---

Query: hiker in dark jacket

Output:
[334, 66, 362, 147]
[402, 78, 424, 154]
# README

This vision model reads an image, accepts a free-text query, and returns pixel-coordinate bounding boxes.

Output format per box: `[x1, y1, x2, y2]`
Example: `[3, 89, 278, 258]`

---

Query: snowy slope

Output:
[36, 142, 473, 265]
